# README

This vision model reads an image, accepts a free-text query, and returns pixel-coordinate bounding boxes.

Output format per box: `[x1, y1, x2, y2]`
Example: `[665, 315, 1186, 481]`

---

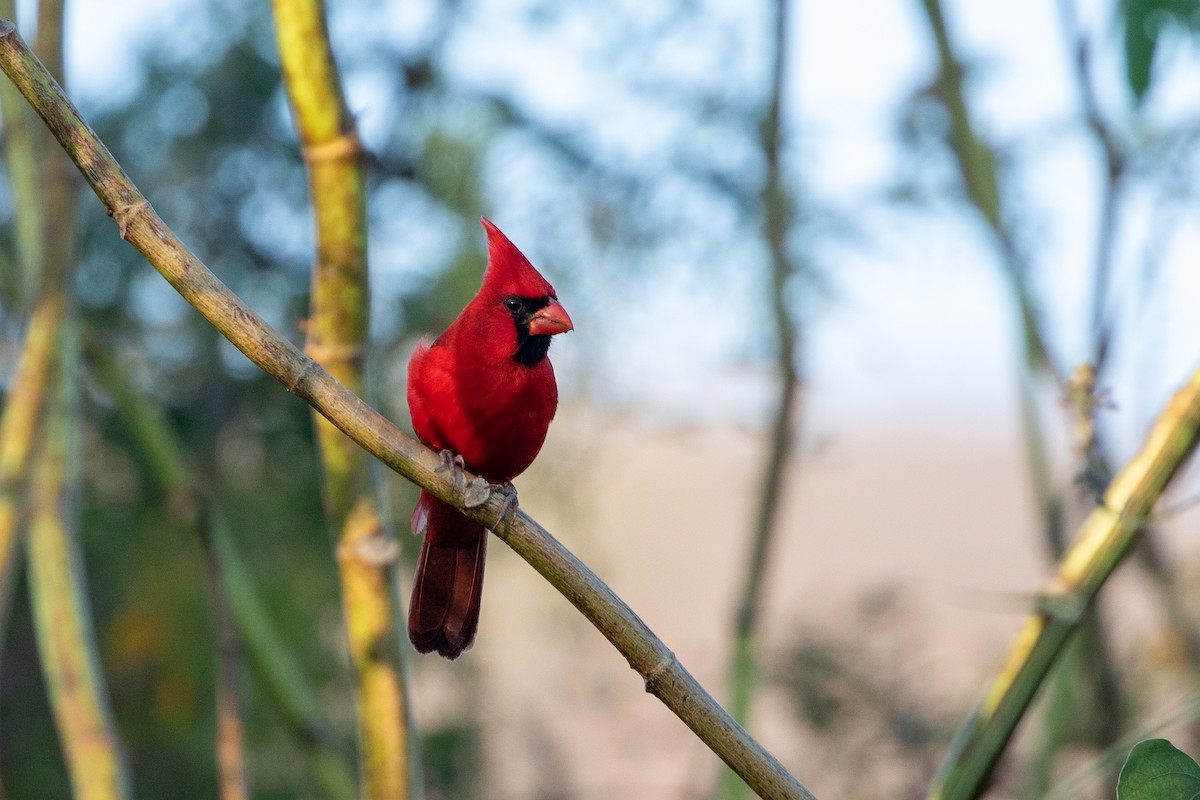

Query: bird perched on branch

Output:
[407, 217, 573, 659]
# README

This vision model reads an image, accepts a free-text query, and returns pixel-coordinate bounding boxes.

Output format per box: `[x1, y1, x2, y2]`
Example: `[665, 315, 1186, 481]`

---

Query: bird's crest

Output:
[479, 217, 555, 299]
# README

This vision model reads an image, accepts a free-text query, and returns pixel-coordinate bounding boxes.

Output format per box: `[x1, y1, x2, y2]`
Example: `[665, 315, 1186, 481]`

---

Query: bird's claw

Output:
[494, 482, 519, 527]
[435, 449, 466, 494]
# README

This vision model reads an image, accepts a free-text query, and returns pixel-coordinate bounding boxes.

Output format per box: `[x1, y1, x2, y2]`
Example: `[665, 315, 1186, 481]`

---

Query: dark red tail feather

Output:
[408, 490, 487, 659]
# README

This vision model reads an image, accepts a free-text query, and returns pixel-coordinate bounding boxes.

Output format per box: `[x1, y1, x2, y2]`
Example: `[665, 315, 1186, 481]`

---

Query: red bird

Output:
[407, 218, 573, 659]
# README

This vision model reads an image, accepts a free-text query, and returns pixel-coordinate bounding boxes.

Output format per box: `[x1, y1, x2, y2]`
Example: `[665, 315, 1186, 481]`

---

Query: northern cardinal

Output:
[406, 218, 573, 659]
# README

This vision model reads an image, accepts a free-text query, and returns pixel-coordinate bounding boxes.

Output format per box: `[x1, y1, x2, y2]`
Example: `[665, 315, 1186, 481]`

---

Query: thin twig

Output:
[1053, 0, 1126, 370]
[0, 21, 816, 800]
[201, 505, 251, 800]
[723, 1, 802, 798]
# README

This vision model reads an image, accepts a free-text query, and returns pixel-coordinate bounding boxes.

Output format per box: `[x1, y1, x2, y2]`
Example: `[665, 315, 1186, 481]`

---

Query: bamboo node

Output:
[285, 356, 316, 393]
[643, 648, 677, 695]
[108, 200, 150, 241]
[340, 532, 399, 566]
[301, 129, 362, 163]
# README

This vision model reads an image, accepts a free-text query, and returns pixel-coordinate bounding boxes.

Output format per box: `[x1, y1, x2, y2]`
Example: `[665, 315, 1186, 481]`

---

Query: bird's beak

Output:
[528, 299, 574, 336]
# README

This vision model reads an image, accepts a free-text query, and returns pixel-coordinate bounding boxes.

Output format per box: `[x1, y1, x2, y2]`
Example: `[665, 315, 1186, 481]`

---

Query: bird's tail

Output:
[408, 490, 487, 659]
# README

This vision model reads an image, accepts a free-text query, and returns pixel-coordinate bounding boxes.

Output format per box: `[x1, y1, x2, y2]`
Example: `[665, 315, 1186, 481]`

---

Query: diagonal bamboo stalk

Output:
[929, 364, 1200, 798]
[270, 3, 410, 797]
[0, 20, 816, 800]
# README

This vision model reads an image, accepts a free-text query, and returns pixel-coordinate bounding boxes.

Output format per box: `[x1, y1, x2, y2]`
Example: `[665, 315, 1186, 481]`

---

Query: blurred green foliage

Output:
[1123, 0, 1200, 102]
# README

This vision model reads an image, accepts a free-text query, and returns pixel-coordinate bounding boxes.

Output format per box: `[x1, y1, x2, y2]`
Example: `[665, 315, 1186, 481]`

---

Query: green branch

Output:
[0, 20, 815, 800]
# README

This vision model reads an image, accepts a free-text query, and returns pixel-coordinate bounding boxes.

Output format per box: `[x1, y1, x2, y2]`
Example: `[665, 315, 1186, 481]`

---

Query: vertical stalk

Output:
[271, 2, 410, 798]
[0, 0, 54, 656]
[27, 326, 131, 800]
[0, 3, 40, 308]
[0, 291, 62, 651]
[14, 2, 130, 795]
[723, 2, 801, 798]
[202, 508, 250, 800]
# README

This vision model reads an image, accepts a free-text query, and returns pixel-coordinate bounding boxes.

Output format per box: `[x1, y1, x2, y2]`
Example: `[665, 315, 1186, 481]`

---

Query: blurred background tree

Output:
[1, 0, 1199, 798]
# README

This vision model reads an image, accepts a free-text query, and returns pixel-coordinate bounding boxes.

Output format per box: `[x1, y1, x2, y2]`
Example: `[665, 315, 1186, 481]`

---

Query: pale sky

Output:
[56, 0, 1200, 458]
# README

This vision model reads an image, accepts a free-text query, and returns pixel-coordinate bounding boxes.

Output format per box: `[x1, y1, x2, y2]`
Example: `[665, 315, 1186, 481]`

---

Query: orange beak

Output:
[527, 299, 574, 336]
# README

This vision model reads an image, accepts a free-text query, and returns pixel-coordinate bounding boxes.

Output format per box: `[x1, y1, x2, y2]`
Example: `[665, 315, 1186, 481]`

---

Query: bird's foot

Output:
[435, 449, 466, 494]
[463, 477, 492, 509]
[494, 481, 520, 527]
[460, 479, 519, 528]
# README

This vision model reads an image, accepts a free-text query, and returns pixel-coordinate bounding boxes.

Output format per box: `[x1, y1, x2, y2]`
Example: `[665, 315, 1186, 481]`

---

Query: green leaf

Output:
[1117, 739, 1200, 799]
[1124, 0, 1159, 103]
[1123, 0, 1200, 103]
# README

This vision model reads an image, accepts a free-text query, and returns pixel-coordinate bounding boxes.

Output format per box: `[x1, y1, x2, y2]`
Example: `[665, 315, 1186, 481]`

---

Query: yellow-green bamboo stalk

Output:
[27, 321, 131, 800]
[0, 0, 55, 654]
[0, 2, 40, 307]
[270, 3, 409, 798]
[0, 24, 816, 799]
[929, 365, 1200, 798]
[21, 1, 131, 793]
[87, 344, 358, 800]
[0, 292, 63, 645]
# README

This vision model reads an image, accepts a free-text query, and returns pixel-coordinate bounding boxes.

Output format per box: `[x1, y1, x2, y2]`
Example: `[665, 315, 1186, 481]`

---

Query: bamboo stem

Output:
[0, 0, 55, 658]
[0, 3, 40, 308]
[11, 4, 131, 795]
[270, 2, 410, 797]
[0, 23, 814, 799]
[0, 291, 63, 650]
[27, 323, 132, 800]
[929, 365, 1200, 798]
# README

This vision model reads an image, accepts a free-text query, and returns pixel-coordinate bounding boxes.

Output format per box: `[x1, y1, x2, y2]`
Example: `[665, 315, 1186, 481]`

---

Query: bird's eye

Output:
[503, 296, 523, 314]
